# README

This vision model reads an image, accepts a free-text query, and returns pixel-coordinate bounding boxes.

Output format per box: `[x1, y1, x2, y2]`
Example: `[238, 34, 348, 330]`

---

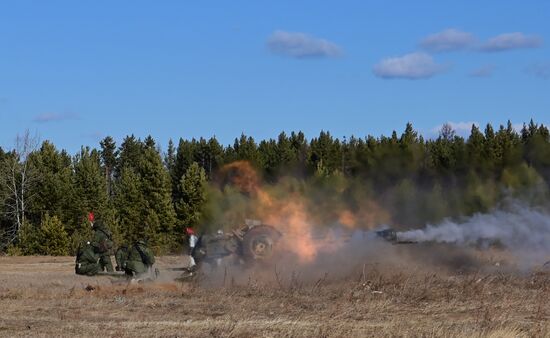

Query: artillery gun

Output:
[192, 224, 411, 268]
[375, 228, 418, 244]
[192, 219, 283, 267]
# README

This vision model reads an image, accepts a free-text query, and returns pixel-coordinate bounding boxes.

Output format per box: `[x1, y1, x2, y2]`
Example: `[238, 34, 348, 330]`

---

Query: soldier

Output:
[186, 227, 199, 271]
[75, 241, 100, 276]
[123, 239, 156, 277]
[89, 213, 114, 272]
[114, 245, 129, 272]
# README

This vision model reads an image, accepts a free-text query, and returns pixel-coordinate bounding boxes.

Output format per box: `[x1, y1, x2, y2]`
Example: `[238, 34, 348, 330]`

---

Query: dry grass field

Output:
[0, 252, 548, 338]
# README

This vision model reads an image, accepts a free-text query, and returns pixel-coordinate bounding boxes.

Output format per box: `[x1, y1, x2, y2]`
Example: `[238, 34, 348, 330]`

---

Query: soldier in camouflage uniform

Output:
[121, 240, 156, 277]
[75, 241, 100, 276]
[91, 219, 114, 272]
[114, 245, 129, 272]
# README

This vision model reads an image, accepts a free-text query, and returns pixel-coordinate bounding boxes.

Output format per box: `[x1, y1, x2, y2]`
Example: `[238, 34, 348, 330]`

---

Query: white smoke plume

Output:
[397, 203, 550, 265]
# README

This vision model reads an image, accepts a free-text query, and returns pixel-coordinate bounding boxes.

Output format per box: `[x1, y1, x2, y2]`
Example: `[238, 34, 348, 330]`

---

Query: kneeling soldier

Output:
[115, 245, 129, 272]
[122, 240, 156, 277]
[90, 218, 114, 272]
[75, 241, 101, 276]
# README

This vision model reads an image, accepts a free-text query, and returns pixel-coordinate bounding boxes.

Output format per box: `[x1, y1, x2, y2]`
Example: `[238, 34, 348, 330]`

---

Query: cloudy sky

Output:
[1, 0, 549, 152]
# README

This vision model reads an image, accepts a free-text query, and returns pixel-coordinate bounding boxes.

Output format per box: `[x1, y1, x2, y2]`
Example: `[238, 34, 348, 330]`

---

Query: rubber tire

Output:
[241, 225, 281, 263]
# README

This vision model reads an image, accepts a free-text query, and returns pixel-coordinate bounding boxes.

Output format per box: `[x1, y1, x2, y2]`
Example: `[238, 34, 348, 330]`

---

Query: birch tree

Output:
[0, 130, 39, 250]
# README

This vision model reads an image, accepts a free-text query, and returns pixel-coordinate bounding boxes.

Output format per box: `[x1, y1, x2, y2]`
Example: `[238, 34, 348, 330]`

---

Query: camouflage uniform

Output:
[91, 220, 114, 272]
[114, 245, 129, 271]
[75, 242, 100, 276]
[123, 240, 155, 276]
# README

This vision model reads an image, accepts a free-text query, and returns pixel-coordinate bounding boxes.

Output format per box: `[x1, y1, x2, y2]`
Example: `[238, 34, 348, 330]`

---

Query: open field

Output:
[0, 254, 548, 338]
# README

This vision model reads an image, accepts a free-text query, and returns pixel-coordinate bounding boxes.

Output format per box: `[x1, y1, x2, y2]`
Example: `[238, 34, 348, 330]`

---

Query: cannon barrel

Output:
[375, 229, 417, 244]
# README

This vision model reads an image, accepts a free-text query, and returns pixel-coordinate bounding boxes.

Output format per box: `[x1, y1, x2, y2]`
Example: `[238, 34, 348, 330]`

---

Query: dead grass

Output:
[0, 255, 548, 337]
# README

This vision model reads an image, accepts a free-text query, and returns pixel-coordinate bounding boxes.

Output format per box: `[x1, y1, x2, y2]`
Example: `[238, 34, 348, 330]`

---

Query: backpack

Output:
[135, 243, 155, 266]
[115, 246, 129, 270]
[101, 237, 114, 253]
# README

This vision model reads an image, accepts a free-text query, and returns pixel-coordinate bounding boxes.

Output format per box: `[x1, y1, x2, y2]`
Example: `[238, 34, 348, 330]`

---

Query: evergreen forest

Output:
[1, 120, 549, 255]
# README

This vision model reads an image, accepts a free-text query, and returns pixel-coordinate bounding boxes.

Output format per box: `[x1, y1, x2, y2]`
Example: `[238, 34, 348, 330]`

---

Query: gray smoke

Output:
[397, 203, 550, 264]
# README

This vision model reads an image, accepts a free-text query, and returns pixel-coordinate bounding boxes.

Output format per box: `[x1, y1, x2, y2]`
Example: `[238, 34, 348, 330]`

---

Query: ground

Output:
[0, 254, 548, 338]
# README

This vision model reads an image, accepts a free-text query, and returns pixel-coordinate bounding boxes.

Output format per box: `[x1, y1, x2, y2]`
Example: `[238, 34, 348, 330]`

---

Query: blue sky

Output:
[1, 0, 549, 153]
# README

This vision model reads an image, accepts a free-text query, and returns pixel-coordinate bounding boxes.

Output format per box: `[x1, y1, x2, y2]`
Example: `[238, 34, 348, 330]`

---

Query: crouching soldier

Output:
[90, 218, 115, 272]
[119, 240, 156, 278]
[114, 245, 129, 272]
[75, 241, 100, 276]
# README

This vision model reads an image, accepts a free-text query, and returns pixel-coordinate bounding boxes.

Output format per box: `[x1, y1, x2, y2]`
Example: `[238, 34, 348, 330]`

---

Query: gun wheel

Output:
[250, 236, 272, 258]
[242, 226, 281, 262]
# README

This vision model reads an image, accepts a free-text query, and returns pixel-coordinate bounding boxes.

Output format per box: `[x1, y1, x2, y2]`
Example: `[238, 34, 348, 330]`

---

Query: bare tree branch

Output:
[0, 130, 40, 250]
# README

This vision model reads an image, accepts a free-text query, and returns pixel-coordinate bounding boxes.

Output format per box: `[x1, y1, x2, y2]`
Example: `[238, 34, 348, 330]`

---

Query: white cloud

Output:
[33, 112, 78, 123]
[512, 123, 525, 133]
[525, 62, 550, 79]
[267, 30, 342, 58]
[420, 29, 476, 52]
[84, 131, 105, 140]
[470, 64, 495, 78]
[479, 32, 542, 52]
[431, 121, 479, 135]
[372, 52, 447, 79]
[431, 121, 545, 137]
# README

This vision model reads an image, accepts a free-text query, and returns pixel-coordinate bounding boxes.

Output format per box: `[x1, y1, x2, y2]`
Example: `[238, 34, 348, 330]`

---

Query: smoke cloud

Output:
[397, 203, 550, 265]
[202, 161, 550, 281]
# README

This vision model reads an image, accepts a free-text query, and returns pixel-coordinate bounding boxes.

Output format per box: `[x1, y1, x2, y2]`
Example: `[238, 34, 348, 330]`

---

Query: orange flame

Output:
[219, 161, 387, 263]
[338, 210, 357, 229]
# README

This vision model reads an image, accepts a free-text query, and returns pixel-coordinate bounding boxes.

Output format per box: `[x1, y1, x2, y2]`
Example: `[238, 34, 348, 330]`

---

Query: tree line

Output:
[1, 120, 549, 255]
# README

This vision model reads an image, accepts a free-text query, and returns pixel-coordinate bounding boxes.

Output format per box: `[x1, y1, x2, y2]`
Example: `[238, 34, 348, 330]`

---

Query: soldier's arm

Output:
[91, 231, 106, 252]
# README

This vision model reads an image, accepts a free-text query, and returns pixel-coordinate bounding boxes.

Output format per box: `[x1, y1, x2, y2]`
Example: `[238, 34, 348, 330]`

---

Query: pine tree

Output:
[429, 124, 461, 176]
[172, 138, 196, 199]
[144, 135, 156, 149]
[233, 134, 260, 165]
[289, 131, 308, 175]
[165, 139, 176, 172]
[100, 136, 117, 196]
[467, 124, 485, 174]
[309, 131, 341, 173]
[494, 121, 521, 169]
[117, 135, 143, 175]
[114, 166, 145, 243]
[194, 138, 210, 172]
[277, 132, 296, 168]
[175, 162, 207, 233]
[483, 123, 497, 175]
[39, 214, 69, 256]
[138, 147, 177, 248]
[400, 122, 418, 145]
[206, 137, 224, 177]
[399, 123, 424, 179]
[72, 147, 114, 249]
[17, 220, 42, 255]
[27, 141, 74, 226]
[73, 148, 110, 214]
[258, 139, 279, 180]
